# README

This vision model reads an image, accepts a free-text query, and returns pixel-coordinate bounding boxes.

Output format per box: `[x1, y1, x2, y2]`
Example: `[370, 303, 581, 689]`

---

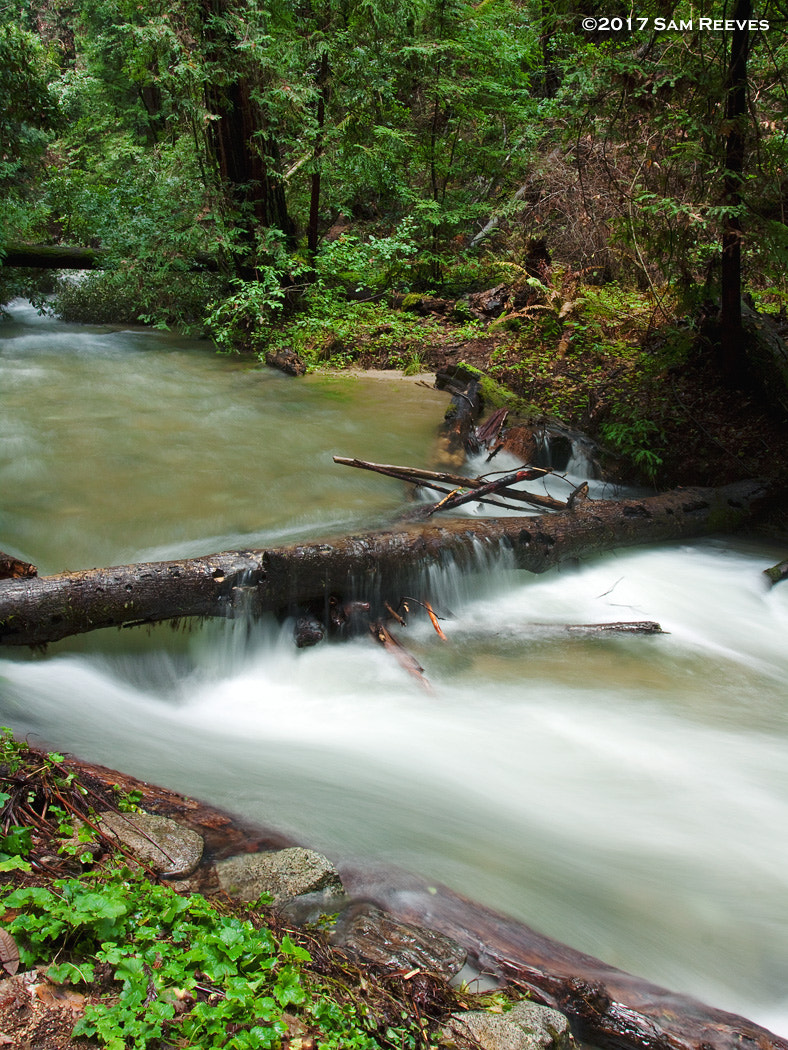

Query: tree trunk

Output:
[307, 51, 330, 258]
[719, 0, 751, 382]
[0, 479, 771, 648]
[200, 0, 296, 261]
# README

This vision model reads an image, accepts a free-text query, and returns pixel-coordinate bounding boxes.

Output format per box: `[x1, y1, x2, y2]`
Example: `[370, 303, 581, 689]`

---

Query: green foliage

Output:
[315, 223, 419, 295]
[205, 272, 286, 352]
[547, 0, 788, 292]
[0, 18, 60, 303]
[0, 866, 415, 1049]
[599, 415, 665, 483]
[205, 224, 435, 361]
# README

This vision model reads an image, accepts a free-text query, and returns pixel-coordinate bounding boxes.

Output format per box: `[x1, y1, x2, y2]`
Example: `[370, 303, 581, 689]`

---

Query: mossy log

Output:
[0, 479, 772, 648]
[1, 243, 221, 273]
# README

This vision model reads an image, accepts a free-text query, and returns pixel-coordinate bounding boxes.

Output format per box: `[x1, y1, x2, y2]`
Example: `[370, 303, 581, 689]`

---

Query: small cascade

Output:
[532, 422, 602, 479]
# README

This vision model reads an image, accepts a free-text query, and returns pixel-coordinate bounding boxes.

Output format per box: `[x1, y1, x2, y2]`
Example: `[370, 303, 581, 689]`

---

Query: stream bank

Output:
[2, 743, 786, 1050]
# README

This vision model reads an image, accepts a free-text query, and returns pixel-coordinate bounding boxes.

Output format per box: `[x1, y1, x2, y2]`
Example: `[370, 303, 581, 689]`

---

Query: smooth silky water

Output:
[2, 300, 788, 1034]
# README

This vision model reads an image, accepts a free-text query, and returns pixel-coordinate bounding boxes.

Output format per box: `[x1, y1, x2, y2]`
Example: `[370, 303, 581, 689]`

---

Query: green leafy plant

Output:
[0, 866, 419, 1049]
[599, 416, 665, 483]
[206, 272, 286, 354]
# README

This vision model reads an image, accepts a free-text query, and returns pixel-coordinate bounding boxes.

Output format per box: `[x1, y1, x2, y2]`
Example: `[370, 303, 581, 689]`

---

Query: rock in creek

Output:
[264, 348, 307, 377]
[447, 1000, 574, 1050]
[332, 902, 466, 981]
[214, 847, 343, 904]
[98, 811, 204, 878]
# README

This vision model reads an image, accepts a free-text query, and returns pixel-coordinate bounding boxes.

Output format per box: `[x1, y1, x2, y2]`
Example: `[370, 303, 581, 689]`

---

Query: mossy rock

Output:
[455, 361, 538, 415]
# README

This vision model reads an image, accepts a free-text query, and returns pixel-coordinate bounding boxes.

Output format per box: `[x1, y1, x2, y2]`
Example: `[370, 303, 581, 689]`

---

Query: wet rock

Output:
[294, 614, 325, 647]
[277, 887, 351, 926]
[98, 811, 204, 878]
[215, 847, 343, 904]
[332, 902, 466, 980]
[447, 1000, 574, 1050]
[264, 348, 307, 377]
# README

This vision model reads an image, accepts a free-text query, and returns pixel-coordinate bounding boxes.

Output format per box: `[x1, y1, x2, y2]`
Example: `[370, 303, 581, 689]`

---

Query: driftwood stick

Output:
[370, 623, 432, 692]
[763, 558, 788, 587]
[426, 468, 549, 516]
[333, 457, 566, 511]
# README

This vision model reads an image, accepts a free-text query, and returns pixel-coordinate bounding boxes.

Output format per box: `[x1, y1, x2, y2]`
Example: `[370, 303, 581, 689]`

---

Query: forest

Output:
[2, 0, 788, 488]
[3, 5, 788, 1050]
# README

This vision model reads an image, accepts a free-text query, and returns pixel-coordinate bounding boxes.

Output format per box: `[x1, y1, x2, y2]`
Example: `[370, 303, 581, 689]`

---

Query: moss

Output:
[456, 360, 538, 416]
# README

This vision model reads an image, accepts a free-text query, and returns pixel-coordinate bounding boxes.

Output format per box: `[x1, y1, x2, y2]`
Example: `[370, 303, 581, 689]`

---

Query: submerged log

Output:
[0, 479, 772, 648]
[545, 621, 664, 635]
[29, 741, 786, 1050]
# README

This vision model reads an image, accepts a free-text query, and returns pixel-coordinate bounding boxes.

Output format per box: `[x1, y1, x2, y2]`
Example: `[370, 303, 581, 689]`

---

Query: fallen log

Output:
[0, 479, 772, 647]
[0, 243, 224, 274]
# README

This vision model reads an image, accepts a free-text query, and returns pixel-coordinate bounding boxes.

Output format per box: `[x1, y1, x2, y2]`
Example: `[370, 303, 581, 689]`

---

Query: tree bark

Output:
[434, 374, 482, 467]
[0, 479, 771, 648]
[719, 0, 751, 382]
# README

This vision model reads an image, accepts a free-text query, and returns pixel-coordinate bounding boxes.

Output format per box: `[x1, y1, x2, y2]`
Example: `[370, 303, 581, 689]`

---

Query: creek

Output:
[2, 300, 788, 1035]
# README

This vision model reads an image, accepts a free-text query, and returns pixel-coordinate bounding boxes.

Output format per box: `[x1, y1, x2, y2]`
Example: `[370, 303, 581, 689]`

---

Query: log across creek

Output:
[0, 477, 773, 647]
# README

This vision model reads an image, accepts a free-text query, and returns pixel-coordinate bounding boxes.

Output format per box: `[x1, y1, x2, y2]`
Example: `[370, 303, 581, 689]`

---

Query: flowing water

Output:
[2, 300, 788, 1035]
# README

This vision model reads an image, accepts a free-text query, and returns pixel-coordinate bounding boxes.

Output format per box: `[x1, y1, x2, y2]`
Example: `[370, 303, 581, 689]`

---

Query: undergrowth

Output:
[0, 730, 462, 1050]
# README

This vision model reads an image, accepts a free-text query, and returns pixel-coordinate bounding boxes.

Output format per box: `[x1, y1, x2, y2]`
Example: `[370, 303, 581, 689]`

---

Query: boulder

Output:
[98, 811, 204, 878]
[448, 1000, 574, 1050]
[214, 847, 343, 904]
[332, 902, 466, 980]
